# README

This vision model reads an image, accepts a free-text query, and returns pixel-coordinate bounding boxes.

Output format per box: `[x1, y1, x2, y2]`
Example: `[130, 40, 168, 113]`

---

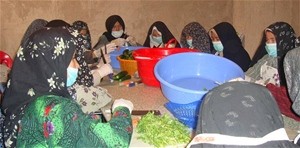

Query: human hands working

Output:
[93, 64, 113, 79]
[126, 36, 137, 45]
[97, 54, 111, 68]
[111, 38, 126, 47]
[112, 98, 134, 113]
[93, 43, 117, 58]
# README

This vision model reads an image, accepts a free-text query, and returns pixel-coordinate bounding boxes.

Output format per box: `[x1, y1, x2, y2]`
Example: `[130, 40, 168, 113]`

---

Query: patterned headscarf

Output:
[250, 22, 297, 67]
[284, 47, 300, 115]
[46, 19, 94, 87]
[72, 32, 94, 87]
[267, 22, 297, 86]
[72, 20, 92, 50]
[191, 81, 296, 147]
[1, 27, 78, 147]
[180, 22, 211, 53]
[211, 22, 251, 72]
[143, 21, 180, 48]
[20, 19, 48, 44]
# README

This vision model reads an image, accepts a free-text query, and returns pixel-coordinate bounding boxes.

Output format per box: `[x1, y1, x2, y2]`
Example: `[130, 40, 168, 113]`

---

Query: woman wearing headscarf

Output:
[285, 47, 300, 116]
[187, 81, 298, 147]
[266, 46, 300, 118]
[180, 22, 211, 53]
[209, 22, 251, 72]
[143, 21, 180, 48]
[93, 15, 137, 51]
[1, 27, 133, 147]
[20, 19, 48, 44]
[72, 20, 92, 50]
[47, 20, 113, 115]
[245, 22, 297, 86]
[45, 19, 71, 28]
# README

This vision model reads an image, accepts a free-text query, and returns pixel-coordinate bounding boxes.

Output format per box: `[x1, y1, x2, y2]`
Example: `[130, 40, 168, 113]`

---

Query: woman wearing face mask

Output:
[1, 27, 133, 147]
[143, 21, 180, 48]
[71, 20, 116, 66]
[209, 22, 251, 72]
[180, 22, 211, 53]
[245, 22, 297, 86]
[45, 21, 114, 117]
[93, 15, 138, 51]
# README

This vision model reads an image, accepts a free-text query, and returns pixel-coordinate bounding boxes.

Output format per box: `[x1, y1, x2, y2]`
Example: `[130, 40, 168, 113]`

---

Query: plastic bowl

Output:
[117, 56, 138, 76]
[154, 52, 244, 104]
[110, 46, 146, 69]
[133, 48, 197, 87]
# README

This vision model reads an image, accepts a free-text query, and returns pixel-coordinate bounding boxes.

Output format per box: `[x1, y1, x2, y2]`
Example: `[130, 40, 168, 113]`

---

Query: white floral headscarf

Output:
[1, 27, 78, 147]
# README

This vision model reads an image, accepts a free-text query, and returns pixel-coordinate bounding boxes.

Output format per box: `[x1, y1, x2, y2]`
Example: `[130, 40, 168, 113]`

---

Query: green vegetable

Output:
[113, 71, 128, 80]
[136, 112, 190, 147]
[118, 74, 131, 82]
[120, 49, 134, 60]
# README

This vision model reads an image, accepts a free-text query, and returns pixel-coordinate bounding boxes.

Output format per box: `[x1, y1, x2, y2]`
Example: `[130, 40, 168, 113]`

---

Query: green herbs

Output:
[119, 49, 134, 60]
[136, 112, 191, 147]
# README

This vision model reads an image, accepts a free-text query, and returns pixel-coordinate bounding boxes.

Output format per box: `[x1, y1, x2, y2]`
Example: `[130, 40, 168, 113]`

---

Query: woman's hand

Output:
[112, 98, 134, 113]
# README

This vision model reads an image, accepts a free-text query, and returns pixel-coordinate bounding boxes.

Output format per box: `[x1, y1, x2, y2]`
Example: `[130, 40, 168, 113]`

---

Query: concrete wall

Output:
[1, 0, 299, 59]
[233, 0, 300, 58]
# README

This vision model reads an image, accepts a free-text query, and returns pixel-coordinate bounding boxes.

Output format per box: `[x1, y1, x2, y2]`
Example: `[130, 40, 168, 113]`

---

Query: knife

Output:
[131, 110, 161, 116]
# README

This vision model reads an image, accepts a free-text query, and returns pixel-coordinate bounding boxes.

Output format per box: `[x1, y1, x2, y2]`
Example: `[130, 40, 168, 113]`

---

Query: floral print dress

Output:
[17, 95, 132, 147]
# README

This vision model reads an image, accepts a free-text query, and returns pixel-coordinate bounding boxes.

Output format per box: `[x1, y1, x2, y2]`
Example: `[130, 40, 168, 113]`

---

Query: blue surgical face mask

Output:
[212, 41, 224, 52]
[152, 36, 162, 44]
[187, 39, 193, 47]
[111, 30, 124, 38]
[67, 67, 78, 87]
[265, 43, 277, 57]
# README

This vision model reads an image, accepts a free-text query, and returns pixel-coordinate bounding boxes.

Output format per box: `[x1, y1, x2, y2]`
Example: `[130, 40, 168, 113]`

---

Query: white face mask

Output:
[111, 30, 124, 38]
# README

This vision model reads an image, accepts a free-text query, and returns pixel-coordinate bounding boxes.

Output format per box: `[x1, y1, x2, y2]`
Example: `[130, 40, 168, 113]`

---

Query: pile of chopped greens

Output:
[136, 112, 191, 147]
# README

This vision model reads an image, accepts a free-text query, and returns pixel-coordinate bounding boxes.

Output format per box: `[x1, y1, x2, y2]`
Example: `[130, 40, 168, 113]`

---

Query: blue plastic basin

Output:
[154, 52, 244, 104]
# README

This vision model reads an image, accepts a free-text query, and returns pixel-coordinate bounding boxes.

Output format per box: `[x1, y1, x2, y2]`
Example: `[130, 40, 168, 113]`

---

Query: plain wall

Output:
[1, 0, 299, 59]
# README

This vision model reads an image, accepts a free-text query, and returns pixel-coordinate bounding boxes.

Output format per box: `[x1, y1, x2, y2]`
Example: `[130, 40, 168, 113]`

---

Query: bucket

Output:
[133, 48, 197, 87]
[117, 56, 138, 76]
[110, 46, 146, 69]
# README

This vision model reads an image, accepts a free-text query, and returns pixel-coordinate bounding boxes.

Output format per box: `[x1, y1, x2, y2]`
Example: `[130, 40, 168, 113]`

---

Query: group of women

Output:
[0, 14, 300, 147]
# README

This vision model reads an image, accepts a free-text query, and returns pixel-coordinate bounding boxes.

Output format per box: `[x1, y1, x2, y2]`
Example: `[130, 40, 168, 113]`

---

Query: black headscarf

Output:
[1, 27, 78, 147]
[143, 21, 180, 48]
[180, 22, 211, 53]
[20, 19, 48, 44]
[45, 19, 71, 28]
[190, 81, 297, 147]
[102, 15, 128, 42]
[72, 20, 92, 50]
[212, 22, 251, 72]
